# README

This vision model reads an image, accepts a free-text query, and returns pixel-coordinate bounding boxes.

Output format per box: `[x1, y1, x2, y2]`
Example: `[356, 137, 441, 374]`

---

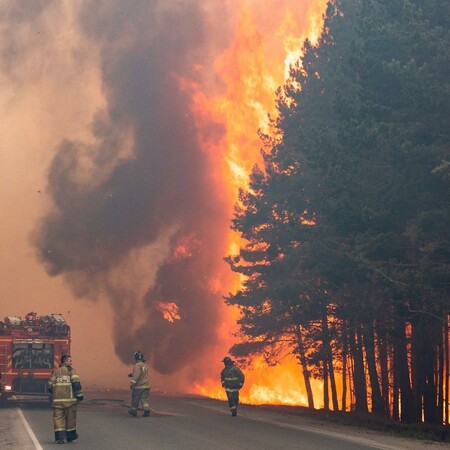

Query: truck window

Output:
[12, 344, 54, 369]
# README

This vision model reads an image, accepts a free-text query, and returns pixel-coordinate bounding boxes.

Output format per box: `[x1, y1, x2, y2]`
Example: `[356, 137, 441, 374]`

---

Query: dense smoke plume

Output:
[29, 0, 233, 376]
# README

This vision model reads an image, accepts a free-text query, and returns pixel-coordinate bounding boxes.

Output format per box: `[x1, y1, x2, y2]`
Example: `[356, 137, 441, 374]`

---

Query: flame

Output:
[196, 356, 323, 407]
[186, 1, 328, 405]
[155, 302, 181, 323]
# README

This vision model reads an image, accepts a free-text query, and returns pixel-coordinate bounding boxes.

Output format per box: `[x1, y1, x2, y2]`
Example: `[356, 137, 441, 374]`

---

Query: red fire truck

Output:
[0, 312, 70, 405]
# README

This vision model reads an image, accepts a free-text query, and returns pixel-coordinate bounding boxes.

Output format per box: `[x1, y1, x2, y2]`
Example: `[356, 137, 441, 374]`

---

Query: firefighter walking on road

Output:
[48, 354, 83, 444]
[221, 356, 245, 416]
[128, 351, 151, 417]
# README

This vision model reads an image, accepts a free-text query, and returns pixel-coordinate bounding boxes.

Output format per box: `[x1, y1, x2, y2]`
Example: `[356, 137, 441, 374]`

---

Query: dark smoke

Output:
[31, 0, 234, 376]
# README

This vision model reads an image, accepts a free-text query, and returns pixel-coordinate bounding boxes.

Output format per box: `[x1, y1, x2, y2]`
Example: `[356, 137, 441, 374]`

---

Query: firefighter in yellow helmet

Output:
[221, 356, 245, 416]
[128, 351, 150, 417]
[47, 355, 83, 444]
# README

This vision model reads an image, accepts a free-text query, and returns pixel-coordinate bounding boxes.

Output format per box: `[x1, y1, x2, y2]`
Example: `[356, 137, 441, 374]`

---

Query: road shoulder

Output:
[189, 397, 449, 450]
[0, 407, 37, 449]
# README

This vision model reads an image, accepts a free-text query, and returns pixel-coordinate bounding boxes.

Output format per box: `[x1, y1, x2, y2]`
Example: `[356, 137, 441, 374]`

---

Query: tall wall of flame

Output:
[0, 0, 327, 392]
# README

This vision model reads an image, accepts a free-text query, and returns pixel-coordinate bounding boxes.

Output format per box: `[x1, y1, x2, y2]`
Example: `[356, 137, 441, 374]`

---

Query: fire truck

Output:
[0, 312, 70, 405]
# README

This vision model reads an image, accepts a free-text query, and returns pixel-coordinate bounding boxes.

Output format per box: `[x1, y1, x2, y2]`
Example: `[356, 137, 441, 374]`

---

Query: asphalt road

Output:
[7, 391, 420, 449]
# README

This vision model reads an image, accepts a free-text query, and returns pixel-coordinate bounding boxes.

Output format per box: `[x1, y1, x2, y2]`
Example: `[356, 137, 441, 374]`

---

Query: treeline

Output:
[225, 0, 450, 424]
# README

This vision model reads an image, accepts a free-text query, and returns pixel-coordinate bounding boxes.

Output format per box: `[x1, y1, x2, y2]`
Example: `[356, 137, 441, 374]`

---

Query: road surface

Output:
[2, 390, 446, 449]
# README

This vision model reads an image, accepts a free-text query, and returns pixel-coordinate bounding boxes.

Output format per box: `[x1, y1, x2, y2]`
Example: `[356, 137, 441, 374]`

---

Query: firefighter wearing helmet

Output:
[128, 351, 150, 417]
[220, 356, 245, 416]
[47, 355, 83, 444]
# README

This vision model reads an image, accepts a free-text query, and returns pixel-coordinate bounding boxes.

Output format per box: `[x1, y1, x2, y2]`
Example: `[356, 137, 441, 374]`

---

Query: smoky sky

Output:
[27, 0, 233, 375]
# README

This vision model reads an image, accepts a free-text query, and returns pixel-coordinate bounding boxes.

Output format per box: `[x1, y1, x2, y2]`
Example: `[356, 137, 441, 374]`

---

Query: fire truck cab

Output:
[0, 312, 71, 405]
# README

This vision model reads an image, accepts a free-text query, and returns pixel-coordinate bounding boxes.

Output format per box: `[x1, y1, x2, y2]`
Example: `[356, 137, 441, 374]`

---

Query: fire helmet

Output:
[134, 351, 144, 361]
[222, 356, 233, 365]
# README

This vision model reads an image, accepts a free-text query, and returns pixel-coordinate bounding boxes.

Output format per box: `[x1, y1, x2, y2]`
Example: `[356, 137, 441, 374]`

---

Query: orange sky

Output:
[0, 0, 327, 400]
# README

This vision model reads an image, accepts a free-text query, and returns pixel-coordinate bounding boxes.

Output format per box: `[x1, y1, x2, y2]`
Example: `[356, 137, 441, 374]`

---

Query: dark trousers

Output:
[130, 388, 150, 413]
[225, 389, 239, 412]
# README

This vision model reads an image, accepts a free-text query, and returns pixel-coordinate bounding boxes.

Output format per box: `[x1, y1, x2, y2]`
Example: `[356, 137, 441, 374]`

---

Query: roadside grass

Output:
[257, 404, 450, 443]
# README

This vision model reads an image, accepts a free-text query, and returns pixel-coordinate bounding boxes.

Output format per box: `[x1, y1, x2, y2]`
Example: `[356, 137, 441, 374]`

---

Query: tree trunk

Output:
[328, 356, 339, 411]
[438, 321, 444, 424]
[323, 356, 329, 411]
[342, 326, 348, 412]
[411, 313, 439, 424]
[410, 317, 423, 422]
[362, 321, 385, 416]
[423, 342, 437, 424]
[322, 311, 338, 411]
[393, 357, 399, 422]
[348, 345, 356, 410]
[446, 316, 449, 425]
[376, 319, 390, 418]
[393, 313, 415, 423]
[348, 326, 368, 413]
[422, 321, 438, 424]
[294, 324, 315, 409]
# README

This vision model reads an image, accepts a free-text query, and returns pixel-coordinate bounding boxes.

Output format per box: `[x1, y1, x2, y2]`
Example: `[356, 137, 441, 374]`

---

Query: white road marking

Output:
[18, 408, 44, 450]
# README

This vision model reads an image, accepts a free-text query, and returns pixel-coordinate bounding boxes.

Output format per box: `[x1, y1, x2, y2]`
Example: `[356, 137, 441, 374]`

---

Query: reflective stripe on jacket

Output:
[48, 365, 83, 408]
[130, 361, 150, 389]
[221, 364, 245, 391]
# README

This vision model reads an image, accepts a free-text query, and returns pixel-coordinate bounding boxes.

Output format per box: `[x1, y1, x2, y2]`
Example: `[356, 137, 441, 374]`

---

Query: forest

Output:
[225, 0, 450, 425]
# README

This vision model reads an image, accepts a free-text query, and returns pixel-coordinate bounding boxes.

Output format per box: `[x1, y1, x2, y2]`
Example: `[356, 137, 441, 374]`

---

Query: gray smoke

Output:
[28, 0, 234, 375]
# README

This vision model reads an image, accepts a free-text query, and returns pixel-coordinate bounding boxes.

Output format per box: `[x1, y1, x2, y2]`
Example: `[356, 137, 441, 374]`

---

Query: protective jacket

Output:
[48, 364, 83, 408]
[130, 361, 150, 390]
[221, 363, 245, 391]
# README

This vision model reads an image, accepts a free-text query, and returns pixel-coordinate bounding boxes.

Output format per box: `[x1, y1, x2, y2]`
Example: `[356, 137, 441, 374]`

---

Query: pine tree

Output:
[226, 0, 450, 423]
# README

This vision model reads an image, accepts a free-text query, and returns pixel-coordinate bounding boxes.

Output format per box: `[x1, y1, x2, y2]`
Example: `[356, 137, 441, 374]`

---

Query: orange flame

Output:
[187, 1, 328, 405]
[196, 356, 324, 406]
[155, 302, 181, 323]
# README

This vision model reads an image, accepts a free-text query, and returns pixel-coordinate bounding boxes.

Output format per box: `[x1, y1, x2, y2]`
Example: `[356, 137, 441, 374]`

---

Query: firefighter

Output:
[48, 355, 83, 444]
[128, 351, 150, 417]
[220, 356, 245, 416]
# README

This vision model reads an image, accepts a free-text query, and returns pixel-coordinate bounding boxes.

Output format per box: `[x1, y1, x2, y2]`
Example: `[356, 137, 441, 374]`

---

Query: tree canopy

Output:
[226, 0, 450, 423]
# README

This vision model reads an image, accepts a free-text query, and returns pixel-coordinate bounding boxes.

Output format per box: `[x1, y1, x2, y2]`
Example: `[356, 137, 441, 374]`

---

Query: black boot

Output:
[67, 430, 79, 442]
[143, 410, 150, 417]
[55, 431, 65, 444]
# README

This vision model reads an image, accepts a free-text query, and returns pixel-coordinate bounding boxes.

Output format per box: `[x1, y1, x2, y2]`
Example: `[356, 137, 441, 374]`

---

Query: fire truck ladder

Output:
[0, 343, 7, 382]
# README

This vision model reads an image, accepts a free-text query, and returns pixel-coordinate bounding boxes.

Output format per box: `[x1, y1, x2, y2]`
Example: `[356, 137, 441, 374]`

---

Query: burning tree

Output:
[226, 0, 450, 424]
